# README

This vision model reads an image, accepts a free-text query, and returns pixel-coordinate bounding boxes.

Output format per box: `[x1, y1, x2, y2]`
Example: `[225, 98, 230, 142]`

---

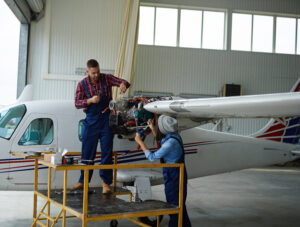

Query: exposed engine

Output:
[109, 97, 172, 139]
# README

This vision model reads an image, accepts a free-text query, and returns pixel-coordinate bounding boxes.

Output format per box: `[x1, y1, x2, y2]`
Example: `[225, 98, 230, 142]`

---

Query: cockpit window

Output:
[18, 118, 53, 146]
[0, 105, 26, 139]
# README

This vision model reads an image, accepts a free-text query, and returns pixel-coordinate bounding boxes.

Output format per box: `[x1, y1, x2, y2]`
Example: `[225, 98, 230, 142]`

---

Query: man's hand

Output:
[87, 95, 100, 105]
[119, 82, 127, 94]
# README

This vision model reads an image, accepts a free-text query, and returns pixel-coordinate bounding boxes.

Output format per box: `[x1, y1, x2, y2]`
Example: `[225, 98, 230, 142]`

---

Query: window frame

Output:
[138, 3, 227, 50]
[231, 10, 300, 55]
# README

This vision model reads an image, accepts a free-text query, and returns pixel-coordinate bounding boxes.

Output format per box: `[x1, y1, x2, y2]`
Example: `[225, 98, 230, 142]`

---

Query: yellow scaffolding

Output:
[12, 152, 184, 227]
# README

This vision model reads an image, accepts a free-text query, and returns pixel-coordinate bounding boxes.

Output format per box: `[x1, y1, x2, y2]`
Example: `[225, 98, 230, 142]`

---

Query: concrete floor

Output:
[1, 167, 300, 227]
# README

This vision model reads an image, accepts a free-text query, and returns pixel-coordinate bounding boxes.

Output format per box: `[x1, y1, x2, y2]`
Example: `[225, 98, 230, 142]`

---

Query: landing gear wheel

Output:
[138, 215, 164, 227]
[110, 219, 118, 227]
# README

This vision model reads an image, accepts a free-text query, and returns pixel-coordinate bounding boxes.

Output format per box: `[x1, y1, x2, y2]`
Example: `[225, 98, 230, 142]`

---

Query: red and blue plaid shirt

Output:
[75, 73, 130, 112]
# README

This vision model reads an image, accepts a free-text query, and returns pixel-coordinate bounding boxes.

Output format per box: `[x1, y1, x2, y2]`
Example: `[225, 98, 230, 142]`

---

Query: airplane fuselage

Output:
[0, 100, 297, 190]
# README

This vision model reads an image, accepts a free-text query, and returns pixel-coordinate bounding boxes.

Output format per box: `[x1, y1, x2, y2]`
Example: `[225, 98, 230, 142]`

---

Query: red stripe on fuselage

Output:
[258, 130, 284, 138]
[294, 83, 300, 92]
[266, 138, 282, 142]
[0, 164, 42, 171]
[0, 160, 34, 164]
[263, 123, 285, 134]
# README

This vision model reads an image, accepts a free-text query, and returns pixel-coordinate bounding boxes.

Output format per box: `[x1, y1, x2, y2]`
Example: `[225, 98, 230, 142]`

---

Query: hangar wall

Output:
[27, 0, 300, 135]
[27, 0, 126, 100]
[133, 0, 300, 135]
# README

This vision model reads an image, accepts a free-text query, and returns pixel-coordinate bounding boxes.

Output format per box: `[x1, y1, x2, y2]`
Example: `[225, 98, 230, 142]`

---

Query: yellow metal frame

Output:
[12, 152, 184, 227]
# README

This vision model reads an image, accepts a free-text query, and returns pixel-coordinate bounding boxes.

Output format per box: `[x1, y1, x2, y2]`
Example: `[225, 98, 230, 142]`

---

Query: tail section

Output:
[252, 78, 300, 144]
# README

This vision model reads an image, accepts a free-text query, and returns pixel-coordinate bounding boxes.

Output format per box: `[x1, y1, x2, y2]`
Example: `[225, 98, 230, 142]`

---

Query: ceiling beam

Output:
[4, 0, 32, 24]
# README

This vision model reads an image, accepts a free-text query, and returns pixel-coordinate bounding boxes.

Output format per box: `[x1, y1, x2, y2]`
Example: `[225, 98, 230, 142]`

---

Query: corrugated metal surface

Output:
[133, 46, 300, 95]
[28, 0, 126, 100]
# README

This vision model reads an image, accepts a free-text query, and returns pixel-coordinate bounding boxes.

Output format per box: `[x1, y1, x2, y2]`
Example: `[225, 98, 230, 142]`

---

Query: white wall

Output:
[27, 0, 126, 100]
[27, 0, 300, 135]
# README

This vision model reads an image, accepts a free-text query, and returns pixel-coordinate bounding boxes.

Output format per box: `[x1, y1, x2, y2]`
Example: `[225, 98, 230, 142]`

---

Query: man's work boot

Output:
[71, 182, 83, 190]
[102, 180, 111, 194]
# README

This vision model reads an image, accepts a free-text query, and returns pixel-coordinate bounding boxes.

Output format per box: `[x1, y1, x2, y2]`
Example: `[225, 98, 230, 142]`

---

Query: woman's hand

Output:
[135, 133, 148, 152]
[147, 119, 157, 138]
[147, 119, 155, 131]
[135, 133, 143, 143]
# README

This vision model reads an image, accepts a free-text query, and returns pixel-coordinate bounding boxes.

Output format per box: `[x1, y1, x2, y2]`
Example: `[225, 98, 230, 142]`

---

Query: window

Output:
[253, 15, 273, 53]
[155, 7, 178, 46]
[232, 12, 300, 55]
[78, 120, 84, 141]
[180, 9, 202, 48]
[276, 17, 296, 54]
[202, 11, 225, 50]
[231, 13, 252, 51]
[138, 6, 155, 45]
[0, 105, 26, 139]
[18, 118, 53, 145]
[138, 5, 226, 50]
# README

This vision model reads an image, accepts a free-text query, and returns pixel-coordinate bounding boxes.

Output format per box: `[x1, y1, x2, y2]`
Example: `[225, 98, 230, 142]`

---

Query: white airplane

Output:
[0, 79, 300, 197]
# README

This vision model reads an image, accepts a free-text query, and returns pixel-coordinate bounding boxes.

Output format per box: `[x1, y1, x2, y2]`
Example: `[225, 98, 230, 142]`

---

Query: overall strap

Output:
[168, 135, 184, 153]
[169, 135, 185, 163]
[81, 79, 91, 99]
[101, 74, 106, 96]
[160, 134, 185, 164]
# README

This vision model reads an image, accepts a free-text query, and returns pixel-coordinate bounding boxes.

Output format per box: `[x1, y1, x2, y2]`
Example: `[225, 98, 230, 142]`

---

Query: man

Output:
[72, 59, 130, 193]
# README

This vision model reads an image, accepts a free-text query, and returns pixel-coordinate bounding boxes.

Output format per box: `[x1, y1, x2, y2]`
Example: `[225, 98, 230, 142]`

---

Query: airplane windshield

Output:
[0, 105, 26, 140]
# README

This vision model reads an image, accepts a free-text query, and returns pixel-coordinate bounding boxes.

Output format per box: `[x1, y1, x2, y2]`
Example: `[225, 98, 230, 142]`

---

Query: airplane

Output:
[0, 79, 300, 199]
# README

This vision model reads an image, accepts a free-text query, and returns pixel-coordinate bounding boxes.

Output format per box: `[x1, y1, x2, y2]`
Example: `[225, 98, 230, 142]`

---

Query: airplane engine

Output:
[108, 97, 172, 139]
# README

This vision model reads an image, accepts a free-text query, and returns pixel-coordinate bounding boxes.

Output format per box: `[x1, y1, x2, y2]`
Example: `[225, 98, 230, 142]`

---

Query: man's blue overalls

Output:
[162, 134, 192, 227]
[78, 76, 113, 185]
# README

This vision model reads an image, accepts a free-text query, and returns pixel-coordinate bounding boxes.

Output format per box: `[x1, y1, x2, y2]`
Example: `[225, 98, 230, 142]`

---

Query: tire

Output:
[138, 215, 164, 227]
[110, 219, 118, 227]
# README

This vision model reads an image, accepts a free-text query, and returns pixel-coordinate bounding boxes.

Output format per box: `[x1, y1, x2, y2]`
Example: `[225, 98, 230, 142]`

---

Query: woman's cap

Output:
[158, 115, 178, 135]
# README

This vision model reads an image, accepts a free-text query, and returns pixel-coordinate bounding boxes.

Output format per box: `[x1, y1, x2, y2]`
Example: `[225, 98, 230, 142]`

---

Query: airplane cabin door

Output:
[9, 113, 57, 188]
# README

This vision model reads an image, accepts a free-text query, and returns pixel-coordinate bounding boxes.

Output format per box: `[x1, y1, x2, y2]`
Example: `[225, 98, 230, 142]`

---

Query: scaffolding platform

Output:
[11, 152, 185, 227]
[37, 188, 176, 218]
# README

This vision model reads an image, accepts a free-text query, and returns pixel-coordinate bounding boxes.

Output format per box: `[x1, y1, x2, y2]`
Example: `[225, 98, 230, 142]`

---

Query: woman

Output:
[135, 115, 192, 227]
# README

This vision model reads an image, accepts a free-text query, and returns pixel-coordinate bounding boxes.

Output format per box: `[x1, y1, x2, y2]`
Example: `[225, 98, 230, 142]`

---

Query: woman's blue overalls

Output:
[78, 76, 113, 185]
[162, 133, 192, 227]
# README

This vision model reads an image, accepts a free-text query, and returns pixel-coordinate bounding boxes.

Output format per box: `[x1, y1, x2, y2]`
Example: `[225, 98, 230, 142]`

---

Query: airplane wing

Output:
[144, 92, 300, 120]
[108, 79, 300, 136]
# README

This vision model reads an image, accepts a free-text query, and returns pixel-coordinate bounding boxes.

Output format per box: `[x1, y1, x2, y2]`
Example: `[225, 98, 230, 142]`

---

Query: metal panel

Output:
[49, 0, 125, 75]
[17, 24, 29, 98]
[5, 0, 31, 23]
[28, 0, 126, 100]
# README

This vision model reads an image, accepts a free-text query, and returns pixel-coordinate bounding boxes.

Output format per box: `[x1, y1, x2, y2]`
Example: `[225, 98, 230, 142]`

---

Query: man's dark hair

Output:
[87, 59, 99, 68]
